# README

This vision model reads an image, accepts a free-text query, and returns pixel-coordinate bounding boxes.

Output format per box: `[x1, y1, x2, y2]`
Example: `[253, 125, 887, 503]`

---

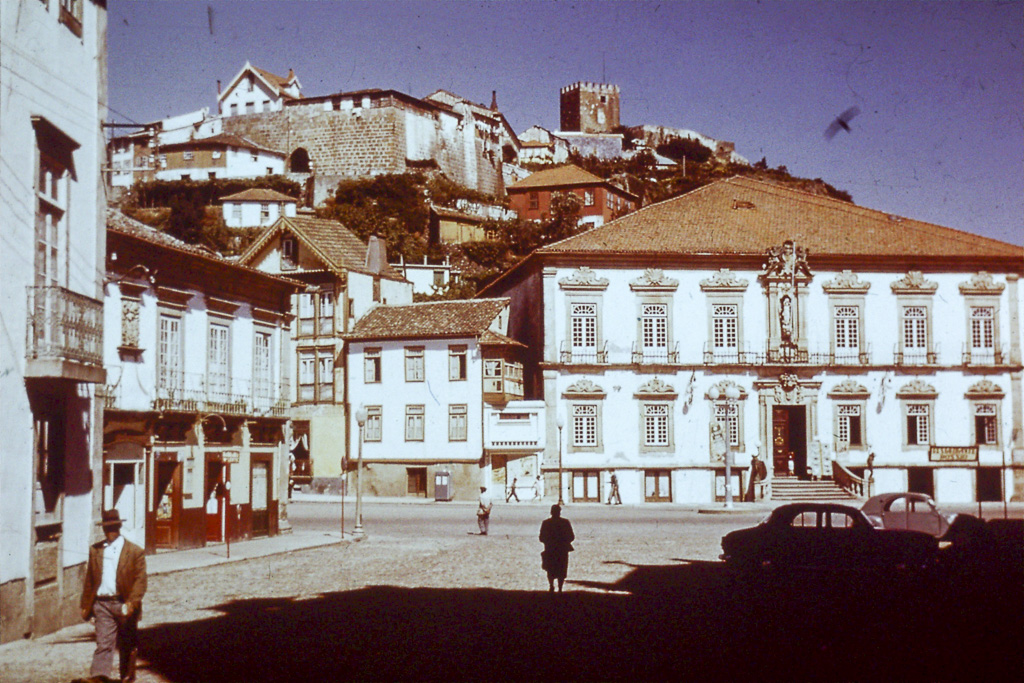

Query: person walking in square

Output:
[81, 509, 147, 683]
[539, 504, 575, 592]
[607, 473, 622, 505]
[506, 477, 520, 503]
[477, 486, 493, 535]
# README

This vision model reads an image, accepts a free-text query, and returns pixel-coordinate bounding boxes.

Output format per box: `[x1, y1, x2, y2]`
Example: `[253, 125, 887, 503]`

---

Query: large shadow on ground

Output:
[136, 555, 1021, 682]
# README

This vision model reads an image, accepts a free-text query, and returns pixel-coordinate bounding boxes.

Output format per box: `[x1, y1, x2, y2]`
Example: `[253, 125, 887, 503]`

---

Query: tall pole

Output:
[557, 424, 564, 505]
[353, 407, 367, 539]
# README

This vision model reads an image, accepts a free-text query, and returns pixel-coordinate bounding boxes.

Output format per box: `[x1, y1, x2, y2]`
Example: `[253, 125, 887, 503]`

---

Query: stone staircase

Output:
[771, 476, 859, 502]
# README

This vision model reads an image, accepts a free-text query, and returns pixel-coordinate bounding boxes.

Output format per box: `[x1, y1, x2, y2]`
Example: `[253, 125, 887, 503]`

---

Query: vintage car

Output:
[720, 503, 939, 571]
[860, 492, 956, 537]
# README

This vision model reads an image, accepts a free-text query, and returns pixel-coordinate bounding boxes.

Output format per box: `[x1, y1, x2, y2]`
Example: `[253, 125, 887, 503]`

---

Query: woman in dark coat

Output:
[539, 504, 575, 592]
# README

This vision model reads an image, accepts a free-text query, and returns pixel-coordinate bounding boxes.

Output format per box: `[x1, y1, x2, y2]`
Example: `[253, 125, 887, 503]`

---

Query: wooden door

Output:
[154, 460, 181, 548]
[251, 460, 270, 536]
[205, 460, 225, 542]
[772, 406, 792, 474]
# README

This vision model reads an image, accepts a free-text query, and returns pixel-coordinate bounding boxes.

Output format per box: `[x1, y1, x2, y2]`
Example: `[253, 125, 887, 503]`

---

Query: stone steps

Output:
[771, 476, 859, 502]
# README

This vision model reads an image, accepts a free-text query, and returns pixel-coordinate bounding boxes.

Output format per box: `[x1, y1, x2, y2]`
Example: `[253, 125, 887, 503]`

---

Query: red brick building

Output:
[506, 164, 638, 228]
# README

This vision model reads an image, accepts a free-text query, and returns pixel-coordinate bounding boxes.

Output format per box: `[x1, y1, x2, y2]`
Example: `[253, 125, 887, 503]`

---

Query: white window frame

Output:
[449, 345, 467, 381]
[641, 403, 671, 450]
[207, 322, 231, 401]
[836, 404, 864, 448]
[364, 348, 381, 383]
[252, 329, 273, 408]
[448, 405, 468, 442]
[405, 347, 425, 382]
[833, 305, 861, 363]
[405, 405, 425, 441]
[972, 402, 999, 447]
[364, 406, 382, 442]
[570, 403, 601, 451]
[905, 403, 932, 447]
[157, 313, 183, 393]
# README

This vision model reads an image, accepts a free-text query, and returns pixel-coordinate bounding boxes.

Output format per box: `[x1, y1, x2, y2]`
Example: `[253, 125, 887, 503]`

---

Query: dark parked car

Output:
[720, 503, 938, 571]
[860, 492, 956, 537]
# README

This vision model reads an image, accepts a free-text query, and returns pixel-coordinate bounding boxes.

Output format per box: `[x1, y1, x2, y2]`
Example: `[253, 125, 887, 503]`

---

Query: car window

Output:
[887, 498, 908, 512]
[790, 511, 818, 528]
[827, 512, 857, 528]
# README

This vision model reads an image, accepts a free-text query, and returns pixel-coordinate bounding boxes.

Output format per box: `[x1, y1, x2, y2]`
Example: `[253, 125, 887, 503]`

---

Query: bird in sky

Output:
[824, 106, 862, 140]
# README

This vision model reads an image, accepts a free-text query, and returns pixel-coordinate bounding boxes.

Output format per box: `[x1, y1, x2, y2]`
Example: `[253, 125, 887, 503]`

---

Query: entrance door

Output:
[154, 460, 181, 548]
[108, 461, 143, 547]
[205, 460, 225, 542]
[251, 460, 270, 536]
[772, 406, 808, 478]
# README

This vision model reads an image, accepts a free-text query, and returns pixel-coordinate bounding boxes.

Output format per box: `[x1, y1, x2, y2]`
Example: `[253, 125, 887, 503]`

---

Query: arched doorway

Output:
[288, 148, 310, 173]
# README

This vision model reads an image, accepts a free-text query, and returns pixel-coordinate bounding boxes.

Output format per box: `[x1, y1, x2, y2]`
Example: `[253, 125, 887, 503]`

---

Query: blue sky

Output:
[107, 1, 1022, 245]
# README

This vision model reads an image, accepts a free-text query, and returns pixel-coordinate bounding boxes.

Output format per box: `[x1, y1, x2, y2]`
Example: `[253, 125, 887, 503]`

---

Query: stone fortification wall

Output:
[222, 95, 503, 204]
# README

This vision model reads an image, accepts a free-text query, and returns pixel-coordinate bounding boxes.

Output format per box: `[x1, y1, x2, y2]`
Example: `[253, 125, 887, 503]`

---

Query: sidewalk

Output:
[148, 528, 341, 575]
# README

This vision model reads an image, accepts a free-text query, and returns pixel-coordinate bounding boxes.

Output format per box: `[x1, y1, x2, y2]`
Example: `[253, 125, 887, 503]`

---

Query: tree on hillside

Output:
[541, 191, 584, 244]
[165, 195, 204, 244]
[656, 136, 713, 164]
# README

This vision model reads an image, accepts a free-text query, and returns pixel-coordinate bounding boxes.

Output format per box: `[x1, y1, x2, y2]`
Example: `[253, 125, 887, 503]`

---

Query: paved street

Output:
[1, 500, 1020, 682]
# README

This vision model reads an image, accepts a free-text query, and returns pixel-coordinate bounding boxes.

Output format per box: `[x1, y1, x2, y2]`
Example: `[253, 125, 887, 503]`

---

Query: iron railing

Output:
[26, 285, 103, 367]
[559, 341, 609, 365]
[962, 344, 1005, 366]
[153, 371, 289, 416]
[632, 342, 680, 365]
[894, 343, 940, 366]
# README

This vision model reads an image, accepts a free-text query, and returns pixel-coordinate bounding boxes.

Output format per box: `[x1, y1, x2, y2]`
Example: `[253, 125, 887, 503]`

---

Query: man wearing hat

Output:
[81, 509, 147, 682]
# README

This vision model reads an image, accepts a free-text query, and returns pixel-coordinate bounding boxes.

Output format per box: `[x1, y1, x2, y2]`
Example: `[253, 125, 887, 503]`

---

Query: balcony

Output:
[559, 341, 609, 365]
[483, 360, 525, 403]
[703, 343, 758, 365]
[894, 344, 940, 367]
[152, 371, 289, 417]
[962, 344, 1005, 367]
[25, 286, 105, 383]
[632, 343, 680, 365]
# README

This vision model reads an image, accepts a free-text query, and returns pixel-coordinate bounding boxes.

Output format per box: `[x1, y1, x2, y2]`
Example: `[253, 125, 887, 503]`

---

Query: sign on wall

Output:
[928, 446, 978, 462]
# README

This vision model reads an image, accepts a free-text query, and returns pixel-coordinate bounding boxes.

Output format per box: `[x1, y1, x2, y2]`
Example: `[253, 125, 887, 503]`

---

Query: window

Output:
[974, 403, 998, 446]
[183, 151, 194, 161]
[59, 0, 83, 36]
[640, 303, 668, 361]
[715, 403, 739, 447]
[318, 351, 334, 401]
[298, 348, 333, 403]
[405, 347, 424, 382]
[449, 345, 467, 381]
[35, 140, 69, 288]
[298, 350, 315, 402]
[212, 150, 222, 160]
[231, 204, 242, 222]
[572, 404, 598, 448]
[160, 154, 167, 168]
[529, 192, 539, 210]
[902, 306, 929, 362]
[282, 237, 296, 269]
[405, 405, 425, 441]
[253, 330, 272, 408]
[364, 406, 382, 442]
[906, 404, 930, 446]
[34, 405, 66, 521]
[261, 203, 271, 221]
[372, 277, 381, 303]
[969, 306, 995, 363]
[297, 293, 315, 335]
[833, 305, 860, 362]
[318, 288, 334, 335]
[583, 190, 595, 206]
[642, 404, 670, 447]
[230, 104, 239, 116]
[364, 348, 381, 383]
[837, 405, 863, 447]
[645, 470, 672, 502]
[572, 471, 601, 502]
[433, 270, 445, 288]
[157, 314, 183, 393]
[606, 192, 614, 209]
[570, 302, 597, 358]
[246, 103, 256, 115]
[449, 405, 468, 441]
[207, 323, 230, 402]
[712, 304, 738, 356]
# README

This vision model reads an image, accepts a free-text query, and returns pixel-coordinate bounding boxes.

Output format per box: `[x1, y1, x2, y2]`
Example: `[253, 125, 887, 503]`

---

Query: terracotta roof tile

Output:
[347, 299, 510, 340]
[219, 188, 297, 203]
[541, 176, 1023, 260]
[161, 133, 283, 156]
[507, 164, 607, 190]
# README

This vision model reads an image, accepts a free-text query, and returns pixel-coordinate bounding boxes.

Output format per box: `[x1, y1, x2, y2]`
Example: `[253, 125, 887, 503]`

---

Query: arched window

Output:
[288, 148, 310, 173]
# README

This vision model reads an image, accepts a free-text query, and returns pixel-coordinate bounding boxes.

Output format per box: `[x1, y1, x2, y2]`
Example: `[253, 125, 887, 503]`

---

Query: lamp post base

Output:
[351, 523, 366, 541]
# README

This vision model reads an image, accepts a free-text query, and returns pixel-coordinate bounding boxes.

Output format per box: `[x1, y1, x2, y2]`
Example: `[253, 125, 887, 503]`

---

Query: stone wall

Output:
[222, 94, 503, 204]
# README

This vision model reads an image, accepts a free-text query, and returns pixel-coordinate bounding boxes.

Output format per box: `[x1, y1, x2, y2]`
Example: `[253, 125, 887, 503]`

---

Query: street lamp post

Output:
[556, 414, 565, 505]
[353, 406, 367, 539]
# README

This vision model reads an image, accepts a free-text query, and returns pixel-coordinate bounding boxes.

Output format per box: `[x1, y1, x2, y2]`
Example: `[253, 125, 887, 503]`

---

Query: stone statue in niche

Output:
[780, 295, 793, 341]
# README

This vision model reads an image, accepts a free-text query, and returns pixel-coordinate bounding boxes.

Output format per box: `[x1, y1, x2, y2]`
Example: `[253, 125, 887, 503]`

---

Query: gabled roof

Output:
[219, 188, 297, 203]
[539, 176, 1023, 262]
[430, 205, 484, 223]
[346, 299, 510, 341]
[159, 133, 283, 156]
[508, 164, 637, 200]
[238, 215, 406, 281]
[219, 62, 301, 103]
[106, 209, 301, 286]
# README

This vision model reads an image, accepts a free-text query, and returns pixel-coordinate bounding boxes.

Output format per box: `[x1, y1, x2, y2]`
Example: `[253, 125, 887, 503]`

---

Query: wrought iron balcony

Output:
[632, 342, 680, 365]
[962, 344, 1005, 367]
[559, 341, 609, 365]
[153, 371, 289, 416]
[26, 285, 104, 382]
[894, 344, 940, 367]
[702, 343, 758, 365]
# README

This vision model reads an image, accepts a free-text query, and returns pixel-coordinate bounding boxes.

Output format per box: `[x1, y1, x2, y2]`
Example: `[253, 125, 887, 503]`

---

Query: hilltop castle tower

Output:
[560, 82, 620, 133]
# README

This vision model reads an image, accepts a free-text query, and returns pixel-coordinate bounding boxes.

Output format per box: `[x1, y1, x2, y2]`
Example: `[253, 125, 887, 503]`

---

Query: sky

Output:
[107, 1, 1023, 246]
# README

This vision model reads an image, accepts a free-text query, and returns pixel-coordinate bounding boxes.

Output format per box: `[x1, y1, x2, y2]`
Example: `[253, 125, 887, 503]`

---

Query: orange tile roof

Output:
[239, 215, 406, 281]
[219, 188, 297, 203]
[540, 176, 1023, 261]
[347, 299, 510, 340]
[507, 164, 607, 190]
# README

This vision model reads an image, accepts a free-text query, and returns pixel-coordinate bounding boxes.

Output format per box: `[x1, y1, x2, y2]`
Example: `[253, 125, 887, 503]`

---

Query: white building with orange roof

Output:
[482, 176, 1023, 506]
[219, 61, 302, 117]
[221, 188, 298, 228]
[345, 299, 542, 501]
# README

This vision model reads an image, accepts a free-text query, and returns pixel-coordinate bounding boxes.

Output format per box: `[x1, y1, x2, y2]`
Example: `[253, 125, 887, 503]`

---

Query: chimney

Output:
[365, 235, 387, 274]
[217, 79, 222, 95]
[490, 90, 498, 111]
[287, 68, 295, 81]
